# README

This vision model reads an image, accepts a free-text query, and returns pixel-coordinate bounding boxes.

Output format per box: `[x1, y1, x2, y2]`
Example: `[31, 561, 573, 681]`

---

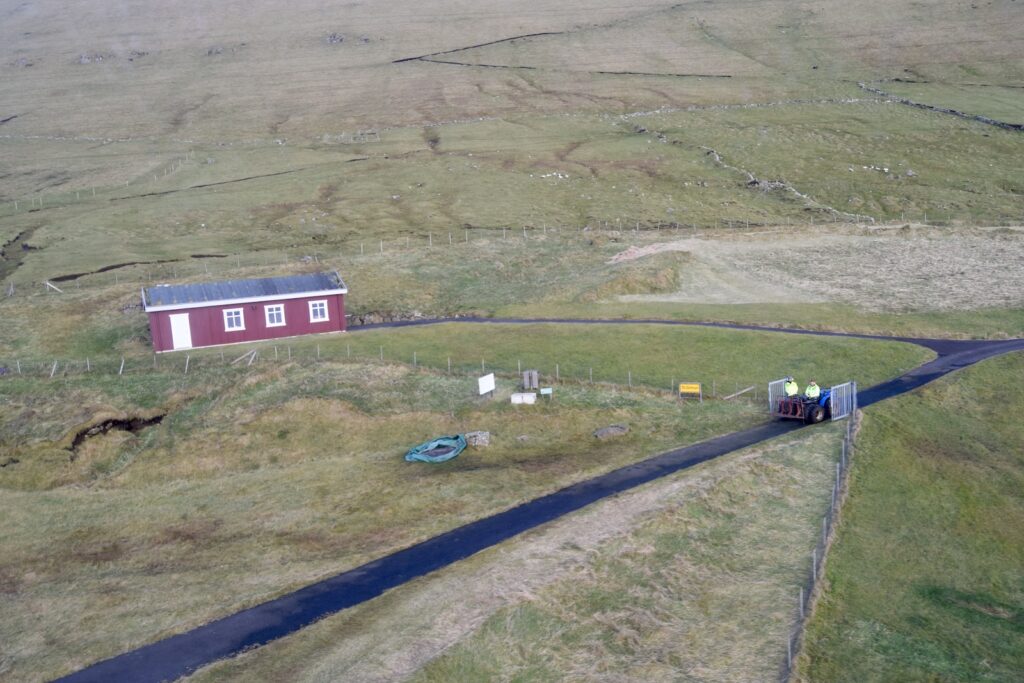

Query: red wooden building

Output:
[143, 271, 347, 352]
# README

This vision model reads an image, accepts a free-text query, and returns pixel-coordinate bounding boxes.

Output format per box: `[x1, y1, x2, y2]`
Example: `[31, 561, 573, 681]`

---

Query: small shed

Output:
[142, 271, 348, 352]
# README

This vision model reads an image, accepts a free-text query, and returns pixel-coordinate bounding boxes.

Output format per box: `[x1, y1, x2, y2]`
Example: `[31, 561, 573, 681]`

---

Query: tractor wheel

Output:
[805, 404, 826, 424]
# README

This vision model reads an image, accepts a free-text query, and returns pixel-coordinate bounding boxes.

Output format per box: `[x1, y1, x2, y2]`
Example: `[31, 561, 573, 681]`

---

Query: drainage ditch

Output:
[66, 414, 166, 454]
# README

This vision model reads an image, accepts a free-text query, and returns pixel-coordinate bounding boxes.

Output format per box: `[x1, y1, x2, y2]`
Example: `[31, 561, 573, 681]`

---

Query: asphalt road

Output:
[56, 321, 1024, 683]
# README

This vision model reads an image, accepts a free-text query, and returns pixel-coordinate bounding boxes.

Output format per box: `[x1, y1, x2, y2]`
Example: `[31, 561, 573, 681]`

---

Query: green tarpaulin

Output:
[404, 435, 467, 463]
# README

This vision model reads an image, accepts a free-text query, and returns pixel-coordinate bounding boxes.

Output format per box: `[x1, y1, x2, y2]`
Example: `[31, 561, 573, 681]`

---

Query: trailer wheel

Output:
[805, 404, 826, 424]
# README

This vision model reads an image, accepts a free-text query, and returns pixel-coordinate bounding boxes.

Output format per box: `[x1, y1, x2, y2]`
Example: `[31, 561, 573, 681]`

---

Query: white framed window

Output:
[265, 304, 286, 327]
[308, 300, 329, 322]
[223, 308, 245, 331]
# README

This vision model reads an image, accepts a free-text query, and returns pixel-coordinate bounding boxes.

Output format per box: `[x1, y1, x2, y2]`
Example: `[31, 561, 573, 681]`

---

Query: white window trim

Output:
[223, 308, 245, 332]
[308, 299, 330, 323]
[264, 304, 287, 328]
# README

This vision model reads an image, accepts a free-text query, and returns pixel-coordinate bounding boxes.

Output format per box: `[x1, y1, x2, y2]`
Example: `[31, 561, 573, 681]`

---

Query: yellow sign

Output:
[678, 382, 702, 396]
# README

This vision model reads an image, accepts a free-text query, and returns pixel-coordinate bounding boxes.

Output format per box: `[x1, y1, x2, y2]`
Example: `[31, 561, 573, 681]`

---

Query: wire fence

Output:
[5, 213, 1020, 302]
[781, 415, 859, 681]
[0, 339, 765, 406]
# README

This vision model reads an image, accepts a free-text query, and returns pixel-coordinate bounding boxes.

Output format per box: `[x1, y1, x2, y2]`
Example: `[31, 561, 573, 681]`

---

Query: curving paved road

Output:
[57, 320, 1024, 683]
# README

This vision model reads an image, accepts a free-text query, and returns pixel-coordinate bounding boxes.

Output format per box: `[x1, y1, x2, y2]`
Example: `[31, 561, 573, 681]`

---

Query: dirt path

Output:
[606, 231, 1024, 311]
[57, 324, 1024, 683]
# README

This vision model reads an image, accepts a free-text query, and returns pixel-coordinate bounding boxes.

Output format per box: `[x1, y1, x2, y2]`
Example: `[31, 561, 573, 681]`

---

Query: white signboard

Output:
[539, 387, 553, 396]
[511, 392, 537, 405]
[478, 373, 496, 395]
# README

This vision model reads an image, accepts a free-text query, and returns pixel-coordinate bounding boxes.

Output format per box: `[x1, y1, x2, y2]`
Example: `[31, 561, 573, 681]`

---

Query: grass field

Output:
[2, 226, 1022, 370]
[798, 352, 1024, 681]
[340, 322, 932, 392]
[878, 82, 1024, 125]
[2, 358, 761, 681]
[1, 0, 1023, 680]
[188, 422, 848, 682]
[0, 324, 926, 681]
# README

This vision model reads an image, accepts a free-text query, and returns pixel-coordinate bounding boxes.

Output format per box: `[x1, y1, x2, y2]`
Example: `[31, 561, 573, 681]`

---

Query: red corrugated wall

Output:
[148, 293, 346, 352]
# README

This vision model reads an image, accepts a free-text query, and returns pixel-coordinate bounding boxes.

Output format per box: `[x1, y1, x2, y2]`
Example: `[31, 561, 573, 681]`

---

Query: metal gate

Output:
[768, 378, 788, 415]
[829, 381, 857, 421]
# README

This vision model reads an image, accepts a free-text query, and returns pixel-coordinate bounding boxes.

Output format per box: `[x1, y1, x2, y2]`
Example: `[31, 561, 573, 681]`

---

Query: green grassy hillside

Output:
[800, 352, 1024, 681]
[189, 424, 848, 683]
[1, 1, 1022, 680]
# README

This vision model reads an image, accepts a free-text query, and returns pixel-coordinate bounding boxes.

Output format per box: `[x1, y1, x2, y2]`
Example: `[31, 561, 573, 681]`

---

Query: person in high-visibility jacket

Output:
[805, 381, 821, 400]
[784, 377, 799, 397]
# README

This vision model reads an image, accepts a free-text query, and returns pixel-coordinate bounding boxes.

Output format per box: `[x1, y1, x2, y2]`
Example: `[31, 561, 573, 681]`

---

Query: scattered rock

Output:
[465, 431, 490, 447]
[594, 424, 629, 440]
[348, 310, 427, 325]
[747, 178, 788, 191]
[76, 53, 113, 64]
[326, 33, 345, 44]
[516, 435, 530, 442]
[206, 46, 224, 56]
[906, 169, 917, 177]
[127, 50, 149, 61]
[11, 57, 33, 68]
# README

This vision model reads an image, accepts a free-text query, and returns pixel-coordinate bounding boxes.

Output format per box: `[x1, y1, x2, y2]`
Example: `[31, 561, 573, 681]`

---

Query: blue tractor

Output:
[769, 379, 857, 424]
[775, 389, 833, 423]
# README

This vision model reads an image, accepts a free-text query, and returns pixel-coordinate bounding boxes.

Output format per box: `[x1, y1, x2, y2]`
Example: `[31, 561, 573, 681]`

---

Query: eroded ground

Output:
[613, 226, 1024, 312]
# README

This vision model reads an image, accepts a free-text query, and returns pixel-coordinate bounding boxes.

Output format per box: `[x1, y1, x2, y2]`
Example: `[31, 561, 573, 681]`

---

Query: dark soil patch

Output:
[157, 519, 223, 545]
[111, 168, 306, 201]
[0, 224, 42, 281]
[66, 413, 166, 454]
[50, 260, 175, 282]
[76, 541, 125, 563]
[0, 568, 20, 594]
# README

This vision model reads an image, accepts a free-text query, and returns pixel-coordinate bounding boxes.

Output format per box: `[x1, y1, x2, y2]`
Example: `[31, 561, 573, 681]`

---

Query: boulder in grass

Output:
[594, 424, 629, 440]
[465, 431, 490, 447]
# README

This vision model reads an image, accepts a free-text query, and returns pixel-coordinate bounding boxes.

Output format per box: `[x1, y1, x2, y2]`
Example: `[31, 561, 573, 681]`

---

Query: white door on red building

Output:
[169, 313, 193, 350]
